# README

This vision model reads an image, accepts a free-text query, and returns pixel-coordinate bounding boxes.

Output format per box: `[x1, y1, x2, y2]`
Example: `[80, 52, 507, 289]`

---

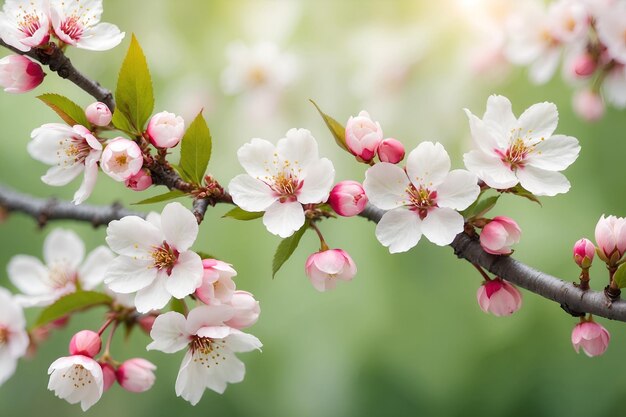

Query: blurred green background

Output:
[1, 1, 626, 416]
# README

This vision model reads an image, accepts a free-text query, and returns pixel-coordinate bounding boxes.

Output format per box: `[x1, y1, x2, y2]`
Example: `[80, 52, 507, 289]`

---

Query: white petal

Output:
[421, 207, 464, 246]
[75, 23, 124, 51]
[175, 351, 207, 405]
[463, 150, 518, 189]
[516, 165, 570, 196]
[262, 200, 305, 238]
[225, 330, 263, 353]
[146, 311, 190, 353]
[72, 151, 100, 204]
[406, 141, 451, 189]
[165, 251, 203, 299]
[78, 246, 115, 290]
[436, 170, 480, 210]
[375, 208, 422, 253]
[297, 158, 334, 204]
[7, 255, 52, 295]
[106, 216, 163, 258]
[517, 101, 559, 142]
[0, 348, 18, 386]
[186, 305, 235, 333]
[134, 274, 171, 313]
[228, 174, 277, 212]
[276, 128, 319, 171]
[104, 256, 156, 293]
[526, 134, 580, 171]
[237, 138, 277, 178]
[161, 202, 198, 252]
[483, 95, 517, 133]
[44, 229, 85, 269]
[41, 164, 83, 186]
[529, 48, 560, 84]
[464, 109, 506, 154]
[363, 162, 410, 210]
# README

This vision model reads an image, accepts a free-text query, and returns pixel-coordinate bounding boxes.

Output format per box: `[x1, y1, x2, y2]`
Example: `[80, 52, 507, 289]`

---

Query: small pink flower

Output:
[85, 102, 112, 126]
[225, 291, 260, 329]
[345, 110, 383, 163]
[68, 330, 101, 358]
[195, 259, 237, 305]
[305, 249, 356, 292]
[594, 214, 626, 263]
[573, 89, 604, 122]
[480, 216, 521, 255]
[116, 358, 156, 393]
[572, 320, 610, 357]
[125, 169, 152, 191]
[573, 238, 595, 269]
[476, 278, 522, 316]
[100, 362, 116, 392]
[0, 55, 44, 93]
[100, 138, 143, 182]
[571, 54, 597, 78]
[147, 111, 185, 148]
[328, 180, 368, 217]
[377, 138, 405, 164]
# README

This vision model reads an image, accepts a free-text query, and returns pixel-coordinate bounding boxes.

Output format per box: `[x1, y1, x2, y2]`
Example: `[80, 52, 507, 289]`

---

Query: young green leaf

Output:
[179, 111, 212, 184]
[33, 291, 113, 328]
[613, 263, 626, 289]
[509, 184, 542, 206]
[272, 222, 309, 278]
[310, 99, 349, 152]
[38, 93, 91, 128]
[114, 34, 154, 134]
[462, 194, 500, 220]
[133, 190, 186, 205]
[223, 207, 264, 221]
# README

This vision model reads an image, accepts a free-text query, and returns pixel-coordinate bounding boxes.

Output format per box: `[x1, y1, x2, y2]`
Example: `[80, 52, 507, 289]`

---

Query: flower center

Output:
[48, 263, 76, 289]
[248, 66, 267, 86]
[406, 184, 437, 219]
[60, 16, 84, 41]
[497, 136, 534, 170]
[17, 12, 41, 37]
[151, 241, 179, 275]
[114, 154, 128, 167]
[56, 135, 94, 167]
[190, 336, 228, 369]
[0, 326, 8, 345]
[62, 364, 94, 389]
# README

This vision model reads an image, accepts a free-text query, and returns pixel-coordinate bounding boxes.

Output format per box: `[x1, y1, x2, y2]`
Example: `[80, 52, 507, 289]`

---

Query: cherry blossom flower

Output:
[69, 330, 101, 358]
[146, 111, 185, 148]
[48, 355, 104, 411]
[377, 138, 405, 164]
[228, 128, 335, 238]
[147, 305, 262, 405]
[27, 123, 103, 204]
[594, 214, 626, 263]
[345, 110, 384, 163]
[476, 278, 523, 316]
[104, 203, 203, 313]
[85, 102, 112, 126]
[116, 358, 156, 393]
[364, 141, 480, 253]
[0, 287, 29, 386]
[571, 319, 610, 357]
[480, 216, 521, 255]
[0, 0, 50, 52]
[328, 180, 368, 217]
[595, 2, 626, 65]
[7, 229, 114, 307]
[0, 54, 45, 93]
[49, 0, 125, 51]
[100, 138, 143, 182]
[463, 95, 580, 196]
[195, 259, 237, 305]
[305, 249, 357, 292]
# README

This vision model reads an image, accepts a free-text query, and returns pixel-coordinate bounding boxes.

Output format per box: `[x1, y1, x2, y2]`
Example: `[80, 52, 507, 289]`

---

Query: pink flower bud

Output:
[125, 169, 152, 191]
[479, 216, 521, 255]
[377, 138, 405, 163]
[116, 358, 156, 393]
[573, 238, 595, 269]
[572, 89, 604, 122]
[571, 320, 610, 357]
[69, 330, 101, 357]
[476, 278, 522, 316]
[594, 214, 626, 263]
[85, 102, 112, 126]
[345, 110, 383, 163]
[0, 55, 44, 93]
[195, 259, 237, 305]
[225, 291, 261, 329]
[328, 180, 368, 217]
[100, 362, 117, 392]
[572, 54, 597, 77]
[305, 249, 356, 292]
[146, 111, 185, 148]
[101, 138, 144, 182]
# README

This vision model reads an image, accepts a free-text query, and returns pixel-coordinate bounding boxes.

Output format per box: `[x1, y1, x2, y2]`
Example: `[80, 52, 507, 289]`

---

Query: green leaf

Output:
[170, 163, 193, 183]
[113, 34, 154, 134]
[223, 207, 264, 221]
[272, 222, 309, 278]
[133, 190, 186, 205]
[179, 111, 212, 184]
[462, 195, 500, 220]
[614, 263, 626, 289]
[509, 184, 542, 206]
[34, 291, 112, 328]
[196, 251, 217, 260]
[310, 99, 349, 152]
[38, 93, 91, 128]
